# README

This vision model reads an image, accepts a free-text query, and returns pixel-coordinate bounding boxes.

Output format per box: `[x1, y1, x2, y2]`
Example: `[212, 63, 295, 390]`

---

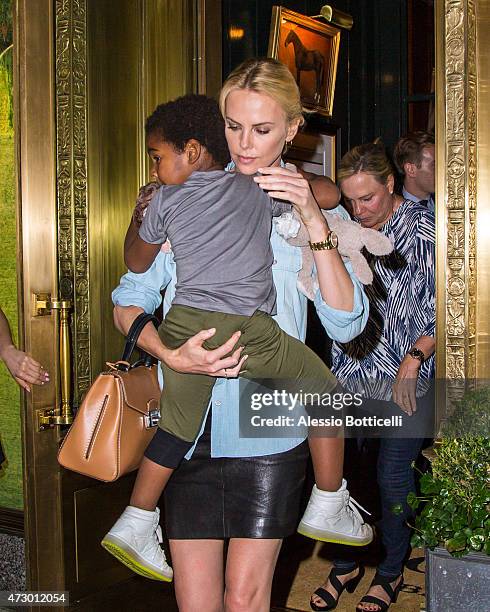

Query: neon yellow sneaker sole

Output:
[101, 538, 173, 582]
[297, 524, 374, 547]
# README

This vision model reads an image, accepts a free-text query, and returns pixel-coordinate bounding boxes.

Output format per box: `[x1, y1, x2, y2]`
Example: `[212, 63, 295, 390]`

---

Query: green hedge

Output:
[0, 68, 22, 509]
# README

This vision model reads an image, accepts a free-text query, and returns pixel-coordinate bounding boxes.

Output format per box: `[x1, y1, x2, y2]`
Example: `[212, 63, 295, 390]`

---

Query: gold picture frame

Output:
[268, 6, 341, 117]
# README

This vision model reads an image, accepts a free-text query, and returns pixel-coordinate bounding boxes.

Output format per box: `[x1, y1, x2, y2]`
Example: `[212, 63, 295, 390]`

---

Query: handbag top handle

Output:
[119, 312, 160, 369]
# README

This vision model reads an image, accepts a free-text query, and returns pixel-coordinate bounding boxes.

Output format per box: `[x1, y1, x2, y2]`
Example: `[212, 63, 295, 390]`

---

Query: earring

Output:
[283, 140, 293, 156]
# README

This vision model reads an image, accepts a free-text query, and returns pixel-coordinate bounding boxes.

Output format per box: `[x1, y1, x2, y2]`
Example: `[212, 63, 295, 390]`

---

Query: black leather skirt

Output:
[164, 416, 309, 539]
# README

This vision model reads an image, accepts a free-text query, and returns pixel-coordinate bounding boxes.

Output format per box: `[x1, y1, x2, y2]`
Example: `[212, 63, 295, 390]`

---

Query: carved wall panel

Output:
[55, 0, 90, 404]
[439, 0, 477, 387]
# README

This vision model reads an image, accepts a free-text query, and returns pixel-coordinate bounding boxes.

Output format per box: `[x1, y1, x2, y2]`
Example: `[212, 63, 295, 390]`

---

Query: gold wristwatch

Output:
[309, 231, 339, 251]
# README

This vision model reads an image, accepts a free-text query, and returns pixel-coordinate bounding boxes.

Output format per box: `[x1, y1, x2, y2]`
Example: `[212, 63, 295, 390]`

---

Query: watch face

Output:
[330, 232, 339, 248]
[409, 348, 425, 361]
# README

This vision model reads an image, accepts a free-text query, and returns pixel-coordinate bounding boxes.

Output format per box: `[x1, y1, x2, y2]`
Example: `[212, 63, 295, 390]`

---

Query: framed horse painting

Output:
[268, 6, 341, 117]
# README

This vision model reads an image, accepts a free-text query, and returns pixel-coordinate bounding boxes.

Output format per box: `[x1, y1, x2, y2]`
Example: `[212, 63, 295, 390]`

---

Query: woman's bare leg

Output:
[170, 539, 225, 612]
[224, 538, 282, 612]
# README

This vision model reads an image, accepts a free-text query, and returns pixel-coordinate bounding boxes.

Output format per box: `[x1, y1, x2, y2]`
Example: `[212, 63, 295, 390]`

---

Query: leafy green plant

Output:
[409, 387, 490, 558]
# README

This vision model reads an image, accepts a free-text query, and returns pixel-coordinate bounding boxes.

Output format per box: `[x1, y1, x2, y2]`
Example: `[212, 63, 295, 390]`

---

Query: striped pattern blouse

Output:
[332, 200, 435, 399]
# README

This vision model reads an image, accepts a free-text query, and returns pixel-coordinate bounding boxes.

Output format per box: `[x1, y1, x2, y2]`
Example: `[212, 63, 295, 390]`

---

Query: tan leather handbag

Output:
[58, 313, 161, 482]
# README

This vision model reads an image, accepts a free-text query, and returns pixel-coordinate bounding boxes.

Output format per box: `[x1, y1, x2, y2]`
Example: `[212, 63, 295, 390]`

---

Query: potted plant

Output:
[408, 386, 490, 610]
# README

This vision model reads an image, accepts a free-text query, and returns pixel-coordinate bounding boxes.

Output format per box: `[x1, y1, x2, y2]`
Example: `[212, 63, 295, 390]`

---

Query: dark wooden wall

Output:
[222, 0, 411, 155]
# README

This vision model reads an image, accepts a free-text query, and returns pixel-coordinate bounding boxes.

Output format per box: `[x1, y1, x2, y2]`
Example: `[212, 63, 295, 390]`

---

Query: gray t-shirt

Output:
[139, 170, 291, 316]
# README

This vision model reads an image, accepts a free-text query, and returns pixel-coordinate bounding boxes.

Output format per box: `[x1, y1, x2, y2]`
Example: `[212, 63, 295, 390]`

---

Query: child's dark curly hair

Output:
[145, 94, 230, 167]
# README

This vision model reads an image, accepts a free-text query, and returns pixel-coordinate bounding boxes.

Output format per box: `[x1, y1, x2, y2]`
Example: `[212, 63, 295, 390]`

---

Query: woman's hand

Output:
[163, 328, 248, 378]
[113, 305, 247, 378]
[254, 166, 328, 231]
[392, 355, 421, 416]
[0, 307, 49, 392]
[0, 345, 49, 392]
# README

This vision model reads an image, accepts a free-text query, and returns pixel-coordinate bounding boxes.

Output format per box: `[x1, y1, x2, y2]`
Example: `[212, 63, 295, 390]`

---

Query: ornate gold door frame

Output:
[15, 0, 63, 591]
[435, 0, 490, 400]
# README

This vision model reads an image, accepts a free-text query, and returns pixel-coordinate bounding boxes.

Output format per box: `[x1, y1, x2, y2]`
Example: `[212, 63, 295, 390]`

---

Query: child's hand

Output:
[133, 182, 161, 225]
[297, 169, 341, 210]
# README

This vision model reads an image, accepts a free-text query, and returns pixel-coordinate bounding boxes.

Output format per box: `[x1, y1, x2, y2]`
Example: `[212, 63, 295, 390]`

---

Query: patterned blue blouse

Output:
[332, 200, 435, 399]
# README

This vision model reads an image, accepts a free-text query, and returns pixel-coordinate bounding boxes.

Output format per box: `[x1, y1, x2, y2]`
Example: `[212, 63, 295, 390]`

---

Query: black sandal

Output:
[310, 565, 365, 611]
[356, 572, 403, 612]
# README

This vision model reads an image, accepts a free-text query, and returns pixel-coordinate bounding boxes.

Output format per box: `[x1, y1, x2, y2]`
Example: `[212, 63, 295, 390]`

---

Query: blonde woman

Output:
[109, 59, 370, 612]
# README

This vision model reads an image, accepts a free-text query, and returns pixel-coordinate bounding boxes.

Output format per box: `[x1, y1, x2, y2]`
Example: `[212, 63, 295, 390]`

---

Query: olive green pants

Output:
[159, 304, 338, 442]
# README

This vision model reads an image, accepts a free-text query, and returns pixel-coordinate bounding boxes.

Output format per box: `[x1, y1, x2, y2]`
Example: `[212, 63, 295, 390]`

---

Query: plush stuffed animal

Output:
[274, 208, 394, 300]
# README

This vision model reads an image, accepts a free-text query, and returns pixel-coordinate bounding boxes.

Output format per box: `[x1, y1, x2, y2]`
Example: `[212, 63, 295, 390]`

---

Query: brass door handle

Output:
[33, 293, 74, 429]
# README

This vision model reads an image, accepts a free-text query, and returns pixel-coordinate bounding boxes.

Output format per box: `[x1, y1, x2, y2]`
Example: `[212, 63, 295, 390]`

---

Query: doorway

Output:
[11, 0, 219, 604]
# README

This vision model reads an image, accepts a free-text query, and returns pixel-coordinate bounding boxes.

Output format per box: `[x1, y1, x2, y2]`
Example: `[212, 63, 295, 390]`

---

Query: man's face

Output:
[413, 145, 435, 195]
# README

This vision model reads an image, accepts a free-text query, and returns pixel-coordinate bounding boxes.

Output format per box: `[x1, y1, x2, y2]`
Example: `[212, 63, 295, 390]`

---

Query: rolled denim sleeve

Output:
[313, 259, 369, 342]
[112, 251, 170, 313]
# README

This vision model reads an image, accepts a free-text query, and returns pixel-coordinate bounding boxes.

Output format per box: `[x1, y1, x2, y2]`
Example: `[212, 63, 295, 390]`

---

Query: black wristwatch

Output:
[407, 348, 425, 363]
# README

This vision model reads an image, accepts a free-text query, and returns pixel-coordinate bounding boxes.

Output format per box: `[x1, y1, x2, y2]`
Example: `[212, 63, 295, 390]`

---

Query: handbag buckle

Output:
[145, 409, 161, 428]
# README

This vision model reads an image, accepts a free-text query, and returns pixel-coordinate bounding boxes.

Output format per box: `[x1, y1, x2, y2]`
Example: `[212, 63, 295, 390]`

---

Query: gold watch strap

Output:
[309, 232, 336, 251]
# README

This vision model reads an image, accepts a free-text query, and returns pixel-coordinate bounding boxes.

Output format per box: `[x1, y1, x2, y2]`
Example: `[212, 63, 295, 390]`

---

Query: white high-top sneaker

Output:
[298, 480, 373, 546]
[101, 506, 173, 581]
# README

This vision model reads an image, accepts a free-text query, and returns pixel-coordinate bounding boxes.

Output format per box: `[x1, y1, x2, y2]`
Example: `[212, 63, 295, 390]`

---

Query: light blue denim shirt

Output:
[112, 204, 368, 458]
